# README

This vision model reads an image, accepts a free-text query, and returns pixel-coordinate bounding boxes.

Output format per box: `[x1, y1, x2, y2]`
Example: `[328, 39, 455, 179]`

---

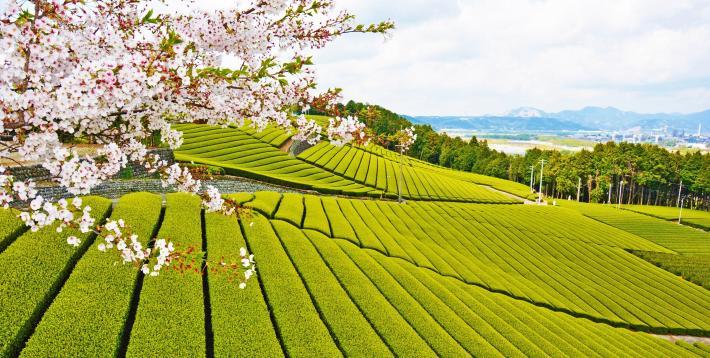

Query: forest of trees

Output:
[328, 101, 710, 209]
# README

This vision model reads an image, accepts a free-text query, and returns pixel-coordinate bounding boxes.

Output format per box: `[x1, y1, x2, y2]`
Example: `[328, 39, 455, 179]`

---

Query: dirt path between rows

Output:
[279, 138, 293, 153]
[652, 333, 710, 345]
[480, 185, 537, 205]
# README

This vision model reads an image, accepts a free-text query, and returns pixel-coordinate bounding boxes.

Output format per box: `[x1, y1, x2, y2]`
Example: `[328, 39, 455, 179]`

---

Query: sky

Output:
[312, 0, 710, 116]
[3, 0, 709, 116]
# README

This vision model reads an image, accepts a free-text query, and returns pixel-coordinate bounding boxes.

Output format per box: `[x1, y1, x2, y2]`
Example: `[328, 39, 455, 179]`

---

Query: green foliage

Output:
[126, 193, 206, 356]
[224, 192, 254, 204]
[624, 204, 710, 231]
[118, 166, 134, 179]
[177, 122, 521, 203]
[204, 212, 282, 357]
[630, 250, 710, 290]
[320, 101, 709, 205]
[0, 197, 112, 357]
[21, 193, 162, 357]
[271, 221, 391, 356]
[174, 124, 378, 197]
[302, 195, 331, 236]
[297, 141, 518, 203]
[1, 191, 707, 356]
[339, 242, 474, 356]
[242, 215, 340, 356]
[560, 200, 710, 256]
[241, 191, 710, 335]
[245, 191, 283, 218]
[304, 230, 438, 356]
[0, 207, 26, 253]
[273, 193, 304, 226]
[320, 197, 359, 245]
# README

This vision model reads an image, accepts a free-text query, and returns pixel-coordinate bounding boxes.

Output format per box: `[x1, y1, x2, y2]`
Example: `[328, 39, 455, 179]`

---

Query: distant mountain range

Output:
[408, 106, 710, 133]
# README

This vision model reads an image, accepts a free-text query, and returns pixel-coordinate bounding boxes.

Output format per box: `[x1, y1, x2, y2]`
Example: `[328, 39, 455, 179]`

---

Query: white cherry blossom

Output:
[0, 0, 392, 284]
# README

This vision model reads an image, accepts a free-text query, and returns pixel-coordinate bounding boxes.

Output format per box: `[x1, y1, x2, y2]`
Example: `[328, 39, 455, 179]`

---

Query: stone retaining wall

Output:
[32, 176, 301, 202]
[6, 148, 175, 181]
[289, 139, 315, 156]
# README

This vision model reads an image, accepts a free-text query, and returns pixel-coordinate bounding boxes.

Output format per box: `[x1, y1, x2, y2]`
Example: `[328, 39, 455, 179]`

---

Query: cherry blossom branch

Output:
[0, 0, 393, 287]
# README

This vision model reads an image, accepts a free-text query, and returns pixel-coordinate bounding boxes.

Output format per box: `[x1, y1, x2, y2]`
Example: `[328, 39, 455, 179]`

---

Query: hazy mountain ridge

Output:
[409, 115, 590, 131]
[412, 106, 710, 132]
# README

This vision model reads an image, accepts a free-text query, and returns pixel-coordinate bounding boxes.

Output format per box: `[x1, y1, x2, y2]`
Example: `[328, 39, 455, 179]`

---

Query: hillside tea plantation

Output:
[174, 123, 521, 203]
[5, 0, 709, 356]
[0, 188, 708, 356]
[623, 204, 710, 231]
[2, 123, 709, 356]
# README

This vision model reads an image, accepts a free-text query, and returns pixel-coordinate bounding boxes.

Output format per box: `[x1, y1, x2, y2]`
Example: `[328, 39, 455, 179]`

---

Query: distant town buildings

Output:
[571, 123, 708, 151]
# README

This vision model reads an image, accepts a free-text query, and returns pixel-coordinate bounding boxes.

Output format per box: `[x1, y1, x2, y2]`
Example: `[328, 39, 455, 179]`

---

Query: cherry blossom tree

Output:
[0, 0, 392, 284]
[395, 126, 417, 153]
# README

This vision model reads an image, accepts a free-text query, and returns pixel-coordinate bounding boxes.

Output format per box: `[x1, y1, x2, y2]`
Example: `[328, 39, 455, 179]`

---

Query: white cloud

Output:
[2, 0, 707, 115]
[313, 0, 710, 115]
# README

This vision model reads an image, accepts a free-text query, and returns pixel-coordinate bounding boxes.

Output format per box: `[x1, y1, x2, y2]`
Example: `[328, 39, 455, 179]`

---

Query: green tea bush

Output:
[0, 207, 25, 253]
[242, 215, 340, 356]
[631, 250, 710, 290]
[273, 193, 304, 226]
[0, 197, 112, 357]
[21, 193, 162, 357]
[302, 195, 331, 236]
[304, 230, 437, 357]
[204, 212, 282, 357]
[339, 243, 473, 356]
[126, 193, 206, 356]
[271, 221, 391, 356]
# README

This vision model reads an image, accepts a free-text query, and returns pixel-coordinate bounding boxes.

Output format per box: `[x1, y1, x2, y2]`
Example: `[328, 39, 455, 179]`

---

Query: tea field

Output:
[1, 192, 710, 356]
[174, 123, 524, 203]
[2, 123, 710, 357]
[623, 204, 710, 231]
[559, 200, 710, 298]
[559, 201, 710, 256]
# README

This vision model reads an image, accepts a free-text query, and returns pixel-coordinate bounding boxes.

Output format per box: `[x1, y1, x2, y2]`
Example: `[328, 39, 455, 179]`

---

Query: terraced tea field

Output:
[297, 141, 510, 202]
[175, 124, 519, 203]
[3, 123, 709, 356]
[174, 124, 379, 197]
[559, 200, 710, 300]
[366, 145, 538, 201]
[2, 192, 709, 357]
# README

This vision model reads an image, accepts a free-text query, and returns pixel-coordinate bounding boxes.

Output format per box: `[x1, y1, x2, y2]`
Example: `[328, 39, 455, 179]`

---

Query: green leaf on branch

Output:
[141, 9, 159, 24]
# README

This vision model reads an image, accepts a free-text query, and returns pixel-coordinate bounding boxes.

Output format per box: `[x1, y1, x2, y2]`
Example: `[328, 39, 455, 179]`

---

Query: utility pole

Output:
[618, 180, 624, 209]
[608, 183, 613, 205]
[678, 196, 684, 225]
[538, 159, 546, 203]
[677, 180, 683, 207]
[576, 177, 581, 202]
[529, 165, 534, 193]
